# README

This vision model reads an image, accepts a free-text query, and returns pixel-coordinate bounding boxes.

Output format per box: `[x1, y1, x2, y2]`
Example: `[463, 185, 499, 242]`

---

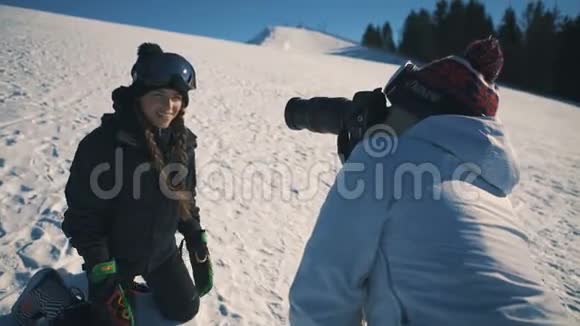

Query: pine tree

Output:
[463, 0, 495, 44]
[399, 9, 435, 61]
[381, 22, 396, 52]
[554, 15, 580, 101]
[362, 24, 382, 48]
[433, 0, 493, 57]
[362, 24, 375, 47]
[360, 0, 579, 103]
[497, 6, 524, 85]
[433, 0, 450, 57]
[522, 1, 559, 93]
[446, 0, 466, 54]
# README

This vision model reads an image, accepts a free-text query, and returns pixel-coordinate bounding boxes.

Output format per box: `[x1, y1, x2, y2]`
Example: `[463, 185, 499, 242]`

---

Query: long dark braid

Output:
[135, 107, 193, 221]
[169, 110, 194, 220]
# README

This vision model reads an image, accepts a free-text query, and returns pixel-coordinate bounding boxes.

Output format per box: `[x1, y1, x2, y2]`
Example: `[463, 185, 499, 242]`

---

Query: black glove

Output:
[179, 219, 213, 297]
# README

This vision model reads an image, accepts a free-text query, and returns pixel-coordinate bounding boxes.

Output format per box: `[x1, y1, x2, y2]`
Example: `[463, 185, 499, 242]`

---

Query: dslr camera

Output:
[284, 62, 416, 162]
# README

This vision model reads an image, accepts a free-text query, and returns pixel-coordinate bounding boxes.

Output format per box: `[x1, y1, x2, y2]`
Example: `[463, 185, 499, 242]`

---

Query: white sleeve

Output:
[289, 143, 391, 326]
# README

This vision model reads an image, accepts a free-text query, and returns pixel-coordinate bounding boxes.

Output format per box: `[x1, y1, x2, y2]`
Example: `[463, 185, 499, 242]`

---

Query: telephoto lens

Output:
[284, 97, 356, 135]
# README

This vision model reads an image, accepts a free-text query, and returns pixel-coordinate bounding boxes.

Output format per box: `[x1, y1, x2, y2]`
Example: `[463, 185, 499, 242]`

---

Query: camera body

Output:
[284, 62, 421, 162]
[285, 88, 389, 163]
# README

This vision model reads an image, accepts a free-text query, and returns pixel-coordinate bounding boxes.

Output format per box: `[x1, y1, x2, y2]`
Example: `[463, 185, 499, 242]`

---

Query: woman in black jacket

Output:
[61, 43, 212, 325]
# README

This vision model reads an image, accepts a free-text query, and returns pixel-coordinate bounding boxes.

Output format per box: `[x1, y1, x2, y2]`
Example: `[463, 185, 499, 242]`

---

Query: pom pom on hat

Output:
[137, 42, 163, 58]
[463, 36, 504, 84]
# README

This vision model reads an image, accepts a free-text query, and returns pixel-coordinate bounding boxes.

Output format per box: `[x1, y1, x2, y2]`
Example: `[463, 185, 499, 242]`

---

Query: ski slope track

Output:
[248, 25, 404, 65]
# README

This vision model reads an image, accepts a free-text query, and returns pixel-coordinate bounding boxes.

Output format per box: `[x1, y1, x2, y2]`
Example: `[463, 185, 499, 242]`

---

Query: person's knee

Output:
[159, 296, 200, 322]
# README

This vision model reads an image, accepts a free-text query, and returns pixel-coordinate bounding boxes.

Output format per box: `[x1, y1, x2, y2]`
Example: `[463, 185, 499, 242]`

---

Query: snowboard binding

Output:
[11, 268, 90, 325]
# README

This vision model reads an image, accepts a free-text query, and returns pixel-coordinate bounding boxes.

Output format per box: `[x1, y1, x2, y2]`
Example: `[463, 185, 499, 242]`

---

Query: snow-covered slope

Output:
[249, 25, 404, 65]
[0, 5, 578, 325]
[248, 26, 356, 53]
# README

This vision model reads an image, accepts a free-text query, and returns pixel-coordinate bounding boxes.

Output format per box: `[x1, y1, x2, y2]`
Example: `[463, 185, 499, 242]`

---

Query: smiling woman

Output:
[62, 43, 213, 325]
[139, 89, 184, 129]
[10, 43, 214, 325]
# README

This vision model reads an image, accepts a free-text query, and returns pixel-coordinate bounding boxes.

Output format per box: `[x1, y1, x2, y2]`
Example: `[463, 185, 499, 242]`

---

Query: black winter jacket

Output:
[62, 87, 201, 276]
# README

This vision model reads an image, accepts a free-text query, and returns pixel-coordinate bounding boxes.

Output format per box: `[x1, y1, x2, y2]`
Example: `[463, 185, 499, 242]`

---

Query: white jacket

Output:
[289, 115, 569, 326]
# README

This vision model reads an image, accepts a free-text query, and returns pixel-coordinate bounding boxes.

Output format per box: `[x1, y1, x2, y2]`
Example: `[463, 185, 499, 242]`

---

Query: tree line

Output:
[362, 0, 580, 102]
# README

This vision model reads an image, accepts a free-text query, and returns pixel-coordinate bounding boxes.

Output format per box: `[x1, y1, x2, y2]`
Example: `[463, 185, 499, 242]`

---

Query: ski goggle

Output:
[131, 53, 197, 91]
[382, 61, 418, 106]
[383, 62, 416, 94]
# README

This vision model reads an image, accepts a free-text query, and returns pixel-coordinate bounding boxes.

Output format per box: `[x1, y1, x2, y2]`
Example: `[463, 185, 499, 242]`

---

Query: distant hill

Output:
[248, 25, 405, 65]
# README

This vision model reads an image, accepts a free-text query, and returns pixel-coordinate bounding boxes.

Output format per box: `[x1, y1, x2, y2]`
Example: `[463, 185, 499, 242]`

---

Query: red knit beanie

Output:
[386, 36, 504, 117]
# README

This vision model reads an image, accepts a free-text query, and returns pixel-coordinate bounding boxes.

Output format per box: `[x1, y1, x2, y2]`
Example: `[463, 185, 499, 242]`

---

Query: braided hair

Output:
[135, 106, 194, 221]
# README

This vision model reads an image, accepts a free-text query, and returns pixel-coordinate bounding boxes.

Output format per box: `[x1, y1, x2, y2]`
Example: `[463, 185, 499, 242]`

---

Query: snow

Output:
[249, 26, 357, 53]
[0, 4, 578, 325]
[248, 25, 405, 65]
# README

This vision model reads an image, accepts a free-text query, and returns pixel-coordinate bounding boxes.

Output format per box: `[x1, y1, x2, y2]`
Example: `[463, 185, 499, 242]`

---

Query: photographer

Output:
[288, 38, 569, 326]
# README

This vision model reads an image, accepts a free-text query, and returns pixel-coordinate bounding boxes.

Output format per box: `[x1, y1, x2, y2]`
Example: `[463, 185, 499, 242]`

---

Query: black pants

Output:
[142, 250, 200, 322]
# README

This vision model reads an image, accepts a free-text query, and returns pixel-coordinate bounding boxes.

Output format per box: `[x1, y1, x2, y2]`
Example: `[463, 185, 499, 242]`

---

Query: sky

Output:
[1, 0, 579, 45]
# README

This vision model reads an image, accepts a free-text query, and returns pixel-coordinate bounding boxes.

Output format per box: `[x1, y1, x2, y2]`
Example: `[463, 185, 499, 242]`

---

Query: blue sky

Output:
[2, 0, 579, 44]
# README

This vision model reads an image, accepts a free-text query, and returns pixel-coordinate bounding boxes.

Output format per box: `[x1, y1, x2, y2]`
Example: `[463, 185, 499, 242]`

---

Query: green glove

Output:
[88, 260, 135, 326]
[186, 230, 214, 297]
[89, 260, 117, 284]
